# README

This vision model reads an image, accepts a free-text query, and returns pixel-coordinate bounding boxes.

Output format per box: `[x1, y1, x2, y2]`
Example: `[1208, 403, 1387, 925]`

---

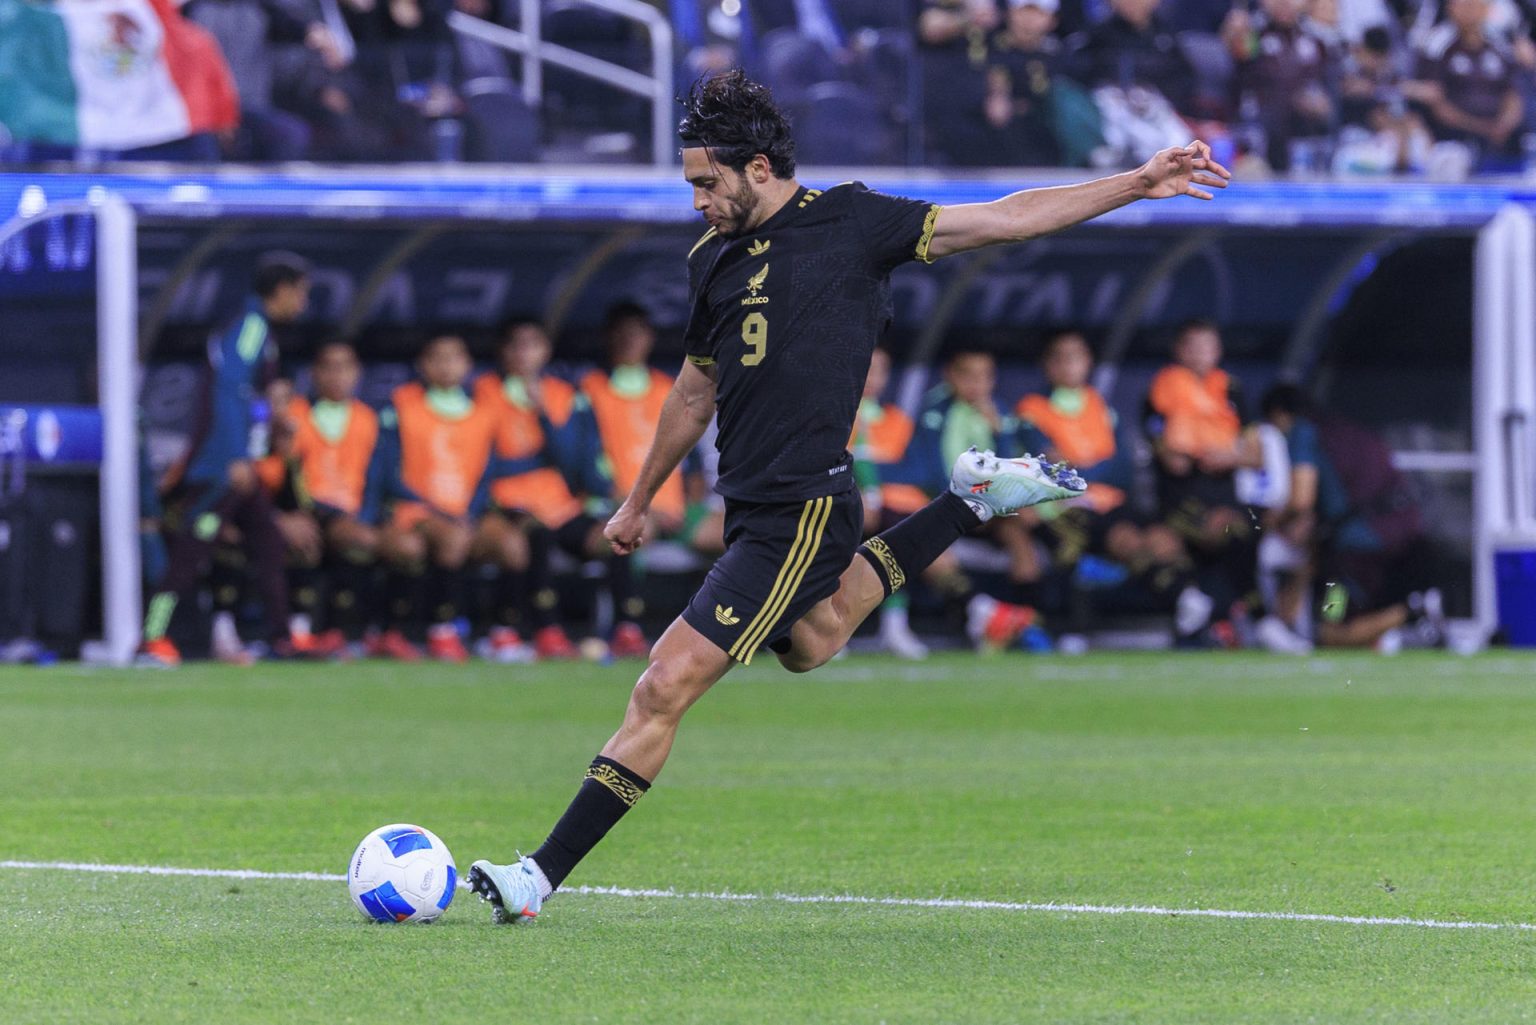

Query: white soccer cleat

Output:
[466, 856, 544, 924]
[949, 447, 1086, 521]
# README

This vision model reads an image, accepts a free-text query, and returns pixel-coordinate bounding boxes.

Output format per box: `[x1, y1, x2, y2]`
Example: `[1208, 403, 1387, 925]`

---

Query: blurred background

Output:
[0, 0, 1533, 667]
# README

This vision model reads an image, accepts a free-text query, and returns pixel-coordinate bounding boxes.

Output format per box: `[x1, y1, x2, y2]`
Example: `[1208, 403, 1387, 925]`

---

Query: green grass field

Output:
[4, 652, 1536, 1024]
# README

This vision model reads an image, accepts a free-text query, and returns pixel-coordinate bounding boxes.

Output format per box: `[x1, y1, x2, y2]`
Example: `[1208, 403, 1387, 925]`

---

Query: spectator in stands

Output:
[1223, 0, 1341, 171]
[138, 254, 322, 667]
[1062, 0, 1199, 164]
[1334, 25, 1433, 173]
[984, 0, 1075, 166]
[474, 318, 650, 662]
[1405, 0, 1525, 174]
[888, 349, 1045, 652]
[1018, 330, 1208, 645]
[580, 303, 689, 544]
[369, 335, 501, 663]
[342, 0, 462, 159]
[1143, 320, 1310, 652]
[186, 0, 348, 160]
[1259, 384, 1445, 650]
[262, 341, 379, 657]
[919, 0, 1006, 165]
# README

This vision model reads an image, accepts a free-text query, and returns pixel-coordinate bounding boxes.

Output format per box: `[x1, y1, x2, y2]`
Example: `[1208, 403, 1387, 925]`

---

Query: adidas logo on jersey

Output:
[714, 605, 741, 626]
[747, 238, 770, 256]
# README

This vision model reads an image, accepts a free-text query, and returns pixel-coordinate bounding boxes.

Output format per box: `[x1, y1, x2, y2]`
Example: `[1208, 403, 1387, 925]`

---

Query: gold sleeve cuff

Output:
[915, 204, 942, 264]
[686, 354, 716, 366]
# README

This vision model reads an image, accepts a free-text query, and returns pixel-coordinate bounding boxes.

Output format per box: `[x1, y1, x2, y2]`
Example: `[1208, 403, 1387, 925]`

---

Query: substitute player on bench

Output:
[467, 69, 1229, 922]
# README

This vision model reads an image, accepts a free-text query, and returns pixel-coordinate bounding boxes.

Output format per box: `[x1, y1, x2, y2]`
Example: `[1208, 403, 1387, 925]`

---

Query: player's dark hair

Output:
[1361, 25, 1392, 54]
[945, 347, 996, 367]
[315, 339, 357, 362]
[603, 300, 651, 334]
[1261, 382, 1310, 419]
[1042, 329, 1092, 358]
[1173, 318, 1221, 345]
[678, 69, 796, 179]
[497, 316, 547, 345]
[420, 334, 469, 357]
[254, 251, 311, 298]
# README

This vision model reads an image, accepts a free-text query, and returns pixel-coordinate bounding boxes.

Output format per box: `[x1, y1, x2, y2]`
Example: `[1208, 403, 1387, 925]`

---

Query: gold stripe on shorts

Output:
[728, 497, 832, 665]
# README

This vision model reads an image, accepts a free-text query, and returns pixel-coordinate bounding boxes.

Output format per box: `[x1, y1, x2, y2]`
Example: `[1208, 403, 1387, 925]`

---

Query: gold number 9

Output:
[741, 312, 767, 366]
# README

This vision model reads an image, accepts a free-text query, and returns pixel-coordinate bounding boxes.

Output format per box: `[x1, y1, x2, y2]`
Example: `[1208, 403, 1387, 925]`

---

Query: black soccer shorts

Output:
[682, 489, 862, 665]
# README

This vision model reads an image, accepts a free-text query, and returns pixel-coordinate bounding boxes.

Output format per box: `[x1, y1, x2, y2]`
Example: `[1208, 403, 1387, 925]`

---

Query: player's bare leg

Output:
[599, 617, 734, 780]
[780, 447, 1087, 673]
[467, 617, 731, 923]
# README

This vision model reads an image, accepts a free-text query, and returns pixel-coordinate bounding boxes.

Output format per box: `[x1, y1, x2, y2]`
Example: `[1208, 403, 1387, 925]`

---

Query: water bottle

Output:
[247, 399, 271, 459]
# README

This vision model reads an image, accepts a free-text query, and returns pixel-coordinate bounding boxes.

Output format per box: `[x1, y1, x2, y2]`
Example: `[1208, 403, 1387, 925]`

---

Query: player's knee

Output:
[778, 636, 834, 674]
[384, 531, 427, 566]
[630, 655, 703, 722]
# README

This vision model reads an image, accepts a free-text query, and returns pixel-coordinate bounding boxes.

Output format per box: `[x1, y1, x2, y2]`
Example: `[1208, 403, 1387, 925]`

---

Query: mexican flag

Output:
[0, 0, 238, 151]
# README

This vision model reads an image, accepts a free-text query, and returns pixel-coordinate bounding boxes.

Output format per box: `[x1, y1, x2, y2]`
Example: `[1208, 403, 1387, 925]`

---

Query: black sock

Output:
[858, 492, 981, 598]
[329, 554, 370, 639]
[608, 551, 644, 625]
[530, 755, 651, 890]
[290, 563, 321, 628]
[426, 565, 465, 627]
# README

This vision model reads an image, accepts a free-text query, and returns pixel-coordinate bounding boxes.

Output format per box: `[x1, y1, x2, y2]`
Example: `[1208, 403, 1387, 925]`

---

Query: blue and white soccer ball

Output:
[347, 823, 457, 923]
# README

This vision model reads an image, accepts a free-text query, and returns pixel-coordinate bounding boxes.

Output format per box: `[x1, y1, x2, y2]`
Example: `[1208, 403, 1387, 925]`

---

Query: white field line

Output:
[2, 859, 1532, 933]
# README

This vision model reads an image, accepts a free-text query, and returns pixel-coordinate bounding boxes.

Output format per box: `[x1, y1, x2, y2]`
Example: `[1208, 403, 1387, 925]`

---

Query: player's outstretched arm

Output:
[926, 141, 1232, 261]
[604, 360, 717, 555]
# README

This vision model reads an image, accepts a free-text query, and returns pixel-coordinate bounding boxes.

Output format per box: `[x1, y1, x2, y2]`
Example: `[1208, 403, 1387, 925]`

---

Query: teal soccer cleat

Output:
[949, 446, 1086, 521]
[466, 857, 544, 924]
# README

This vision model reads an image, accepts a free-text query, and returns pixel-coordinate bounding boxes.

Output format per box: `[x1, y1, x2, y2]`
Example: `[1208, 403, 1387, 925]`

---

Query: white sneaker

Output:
[1256, 615, 1313, 655]
[949, 447, 1086, 522]
[879, 618, 930, 660]
[466, 856, 545, 924]
[1175, 586, 1215, 636]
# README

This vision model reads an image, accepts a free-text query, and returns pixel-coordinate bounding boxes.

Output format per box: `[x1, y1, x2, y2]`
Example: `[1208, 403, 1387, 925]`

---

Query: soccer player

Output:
[266, 341, 380, 654]
[474, 318, 648, 661]
[466, 69, 1228, 922]
[580, 302, 690, 543]
[888, 349, 1048, 651]
[368, 335, 501, 663]
[1019, 330, 1206, 643]
[139, 253, 320, 666]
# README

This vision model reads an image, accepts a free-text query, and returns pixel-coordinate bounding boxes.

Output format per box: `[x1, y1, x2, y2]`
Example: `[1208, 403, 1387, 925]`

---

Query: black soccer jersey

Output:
[683, 182, 940, 503]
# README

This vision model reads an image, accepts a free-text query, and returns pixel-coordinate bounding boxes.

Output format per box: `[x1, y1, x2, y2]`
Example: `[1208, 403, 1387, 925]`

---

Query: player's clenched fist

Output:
[604, 502, 648, 555]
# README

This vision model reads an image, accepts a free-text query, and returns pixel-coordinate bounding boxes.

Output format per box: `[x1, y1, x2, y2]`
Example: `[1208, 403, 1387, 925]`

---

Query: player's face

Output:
[946, 354, 996, 406]
[1449, 0, 1488, 31]
[268, 278, 311, 323]
[503, 325, 551, 379]
[1174, 328, 1222, 377]
[313, 346, 360, 401]
[864, 349, 891, 399]
[1045, 335, 1092, 389]
[608, 315, 655, 367]
[420, 337, 472, 390]
[1261, 0, 1303, 25]
[683, 147, 763, 238]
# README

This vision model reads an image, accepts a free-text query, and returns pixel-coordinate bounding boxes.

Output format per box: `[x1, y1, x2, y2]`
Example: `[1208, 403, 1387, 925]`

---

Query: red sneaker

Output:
[309, 628, 350, 659]
[967, 595, 1036, 651]
[365, 628, 422, 662]
[609, 622, 649, 659]
[136, 637, 182, 668]
[427, 624, 469, 663]
[533, 624, 578, 660]
[483, 626, 536, 664]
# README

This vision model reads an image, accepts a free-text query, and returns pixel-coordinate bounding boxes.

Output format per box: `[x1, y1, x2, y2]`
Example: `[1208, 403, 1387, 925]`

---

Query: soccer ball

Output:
[347, 823, 457, 923]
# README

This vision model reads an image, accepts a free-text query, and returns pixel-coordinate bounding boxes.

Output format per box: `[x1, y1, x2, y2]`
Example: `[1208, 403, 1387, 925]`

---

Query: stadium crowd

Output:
[137, 254, 1448, 667]
[3, 0, 1536, 175]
